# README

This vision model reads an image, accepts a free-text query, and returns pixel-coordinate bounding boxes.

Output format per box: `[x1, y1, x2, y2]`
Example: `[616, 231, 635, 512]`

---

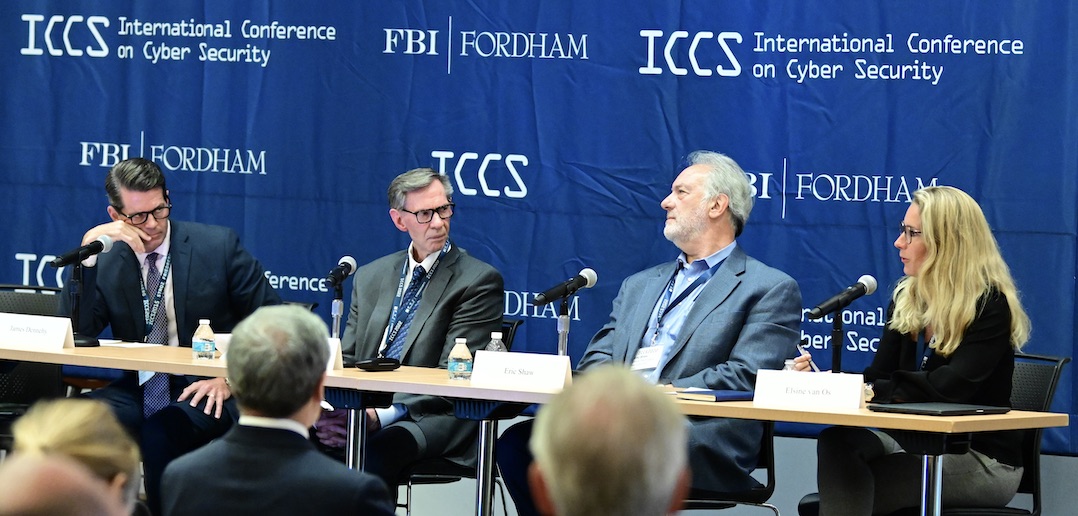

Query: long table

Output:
[0, 344, 1068, 516]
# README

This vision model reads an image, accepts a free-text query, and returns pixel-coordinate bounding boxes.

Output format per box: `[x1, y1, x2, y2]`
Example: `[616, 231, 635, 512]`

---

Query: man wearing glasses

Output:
[61, 157, 281, 514]
[319, 167, 503, 491]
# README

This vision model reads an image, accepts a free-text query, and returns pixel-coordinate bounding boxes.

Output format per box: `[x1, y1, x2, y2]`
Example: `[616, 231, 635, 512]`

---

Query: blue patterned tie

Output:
[384, 265, 425, 360]
[142, 252, 171, 418]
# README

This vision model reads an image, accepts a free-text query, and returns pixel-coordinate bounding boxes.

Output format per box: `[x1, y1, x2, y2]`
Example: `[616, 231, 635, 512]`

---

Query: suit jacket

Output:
[61, 220, 281, 403]
[161, 425, 394, 516]
[341, 244, 503, 467]
[578, 246, 801, 492]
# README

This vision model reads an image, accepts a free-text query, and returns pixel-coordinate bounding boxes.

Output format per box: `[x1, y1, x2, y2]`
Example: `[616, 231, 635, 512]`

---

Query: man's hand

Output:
[178, 377, 231, 418]
[83, 220, 151, 255]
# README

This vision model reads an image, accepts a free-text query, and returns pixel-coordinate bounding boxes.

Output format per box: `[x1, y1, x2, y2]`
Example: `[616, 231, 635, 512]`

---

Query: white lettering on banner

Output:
[431, 151, 528, 199]
[503, 291, 581, 321]
[384, 29, 439, 55]
[799, 306, 886, 355]
[264, 271, 329, 293]
[13, 254, 64, 288]
[79, 132, 269, 175]
[639, 30, 742, 76]
[906, 33, 1023, 55]
[21, 14, 110, 57]
[458, 31, 588, 59]
[794, 174, 938, 203]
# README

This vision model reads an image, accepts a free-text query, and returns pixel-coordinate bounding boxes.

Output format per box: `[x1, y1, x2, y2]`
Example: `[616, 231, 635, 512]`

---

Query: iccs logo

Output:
[431, 151, 528, 198]
[639, 30, 742, 77]
[14, 254, 64, 288]
[22, 14, 110, 57]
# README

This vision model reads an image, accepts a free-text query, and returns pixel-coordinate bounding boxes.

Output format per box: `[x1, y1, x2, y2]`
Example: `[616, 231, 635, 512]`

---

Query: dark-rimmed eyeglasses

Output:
[898, 223, 922, 245]
[400, 203, 455, 224]
[116, 205, 172, 225]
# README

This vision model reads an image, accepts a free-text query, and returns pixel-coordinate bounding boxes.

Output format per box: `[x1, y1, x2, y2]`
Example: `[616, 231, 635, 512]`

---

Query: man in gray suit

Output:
[497, 150, 802, 515]
[317, 167, 504, 490]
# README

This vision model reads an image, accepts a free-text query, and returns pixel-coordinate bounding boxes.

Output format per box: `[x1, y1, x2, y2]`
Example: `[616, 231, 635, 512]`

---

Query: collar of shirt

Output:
[238, 415, 310, 439]
[676, 240, 736, 275]
[404, 241, 450, 290]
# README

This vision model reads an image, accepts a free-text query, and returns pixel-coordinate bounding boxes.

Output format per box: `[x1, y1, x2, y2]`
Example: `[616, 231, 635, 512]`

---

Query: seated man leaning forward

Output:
[161, 305, 394, 515]
[316, 166, 504, 489]
[497, 150, 802, 515]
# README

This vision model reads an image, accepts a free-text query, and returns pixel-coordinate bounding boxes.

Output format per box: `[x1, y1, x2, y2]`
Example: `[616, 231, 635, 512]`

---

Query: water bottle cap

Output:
[199, 319, 211, 325]
[455, 337, 466, 344]
[491, 332, 503, 340]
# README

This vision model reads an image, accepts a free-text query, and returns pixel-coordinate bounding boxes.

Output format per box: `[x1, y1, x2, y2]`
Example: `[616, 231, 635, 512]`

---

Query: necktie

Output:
[142, 252, 171, 418]
[384, 265, 426, 360]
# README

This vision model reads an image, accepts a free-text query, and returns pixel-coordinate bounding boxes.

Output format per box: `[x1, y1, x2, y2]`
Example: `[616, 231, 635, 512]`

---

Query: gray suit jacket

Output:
[578, 245, 801, 492]
[342, 244, 503, 467]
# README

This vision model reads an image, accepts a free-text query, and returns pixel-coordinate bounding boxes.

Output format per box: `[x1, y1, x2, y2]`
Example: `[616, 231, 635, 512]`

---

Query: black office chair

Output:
[395, 318, 524, 516]
[797, 352, 1070, 516]
[680, 421, 779, 515]
[0, 285, 66, 453]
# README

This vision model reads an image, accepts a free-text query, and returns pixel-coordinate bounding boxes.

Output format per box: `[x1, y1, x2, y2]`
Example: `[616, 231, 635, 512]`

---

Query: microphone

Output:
[326, 256, 357, 287]
[50, 235, 113, 268]
[807, 275, 878, 319]
[534, 268, 598, 305]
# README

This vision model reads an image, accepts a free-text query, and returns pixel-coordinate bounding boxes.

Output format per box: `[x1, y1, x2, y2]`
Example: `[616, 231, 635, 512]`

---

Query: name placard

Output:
[326, 337, 343, 371]
[471, 350, 572, 392]
[0, 313, 74, 351]
[753, 369, 864, 411]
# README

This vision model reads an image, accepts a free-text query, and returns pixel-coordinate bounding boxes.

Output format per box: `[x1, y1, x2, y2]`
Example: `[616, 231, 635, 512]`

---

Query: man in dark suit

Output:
[161, 304, 394, 515]
[317, 167, 503, 490]
[497, 150, 803, 515]
[60, 157, 281, 514]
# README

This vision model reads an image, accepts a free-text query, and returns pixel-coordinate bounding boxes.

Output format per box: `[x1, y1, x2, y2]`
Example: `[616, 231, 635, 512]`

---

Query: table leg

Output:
[475, 419, 498, 516]
[346, 408, 369, 470]
[919, 454, 944, 516]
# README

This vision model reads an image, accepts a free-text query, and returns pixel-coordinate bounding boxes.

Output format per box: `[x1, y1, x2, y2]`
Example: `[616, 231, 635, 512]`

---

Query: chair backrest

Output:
[500, 318, 523, 351]
[683, 421, 777, 511]
[0, 285, 62, 317]
[1010, 353, 1069, 515]
[0, 285, 65, 405]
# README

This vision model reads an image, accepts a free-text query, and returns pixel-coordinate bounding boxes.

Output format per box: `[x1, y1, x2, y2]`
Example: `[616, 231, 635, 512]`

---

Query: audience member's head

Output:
[0, 453, 125, 516]
[227, 304, 330, 426]
[528, 365, 690, 516]
[12, 398, 140, 513]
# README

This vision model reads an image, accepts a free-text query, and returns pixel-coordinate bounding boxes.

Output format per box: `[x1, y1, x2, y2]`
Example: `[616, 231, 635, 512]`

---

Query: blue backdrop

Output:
[3, 1, 1076, 453]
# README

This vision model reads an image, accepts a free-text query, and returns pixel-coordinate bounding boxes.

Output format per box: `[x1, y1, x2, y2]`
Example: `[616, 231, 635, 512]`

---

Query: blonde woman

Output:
[13, 398, 142, 515]
[806, 186, 1030, 515]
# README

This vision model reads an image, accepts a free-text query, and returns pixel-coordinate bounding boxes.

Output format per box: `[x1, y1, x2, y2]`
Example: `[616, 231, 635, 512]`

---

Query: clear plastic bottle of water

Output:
[192, 319, 216, 360]
[448, 337, 473, 380]
[485, 331, 507, 352]
[782, 358, 797, 371]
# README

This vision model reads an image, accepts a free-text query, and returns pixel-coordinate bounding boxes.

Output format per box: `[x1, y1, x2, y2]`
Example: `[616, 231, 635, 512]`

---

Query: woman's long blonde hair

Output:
[12, 398, 141, 511]
[889, 186, 1030, 356]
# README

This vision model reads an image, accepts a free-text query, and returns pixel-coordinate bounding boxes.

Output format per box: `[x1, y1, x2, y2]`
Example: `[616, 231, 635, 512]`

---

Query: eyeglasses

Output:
[400, 203, 455, 224]
[117, 205, 172, 225]
[898, 223, 923, 245]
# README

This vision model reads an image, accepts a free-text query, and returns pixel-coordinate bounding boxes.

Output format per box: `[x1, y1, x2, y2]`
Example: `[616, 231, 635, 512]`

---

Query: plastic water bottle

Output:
[448, 337, 473, 380]
[782, 359, 797, 371]
[192, 319, 216, 360]
[485, 331, 508, 352]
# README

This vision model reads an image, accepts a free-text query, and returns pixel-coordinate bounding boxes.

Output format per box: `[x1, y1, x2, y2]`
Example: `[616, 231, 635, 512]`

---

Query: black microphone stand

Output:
[829, 300, 851, 374]
[65, 262, 100, 348]
[330, 280, 344, 340]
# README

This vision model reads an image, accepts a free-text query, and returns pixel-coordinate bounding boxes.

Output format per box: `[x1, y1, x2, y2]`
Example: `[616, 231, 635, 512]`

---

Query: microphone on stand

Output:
[327, 256, 357, 288]
[807, 275, 877, 320]
[50, 235, 113, 268]
[534, 268, 598, 305]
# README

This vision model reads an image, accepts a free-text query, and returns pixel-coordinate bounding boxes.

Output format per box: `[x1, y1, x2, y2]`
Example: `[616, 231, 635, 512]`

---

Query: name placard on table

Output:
[0, 313, 74, 351]
[471, 350, 572, 391]
[754, 369, 864, 411]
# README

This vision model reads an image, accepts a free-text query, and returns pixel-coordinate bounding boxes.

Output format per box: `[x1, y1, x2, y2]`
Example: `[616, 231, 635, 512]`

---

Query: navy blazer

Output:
[161, 425, 394, 515]
[579, 246, 802, 492]
[61, 220, 281, 347]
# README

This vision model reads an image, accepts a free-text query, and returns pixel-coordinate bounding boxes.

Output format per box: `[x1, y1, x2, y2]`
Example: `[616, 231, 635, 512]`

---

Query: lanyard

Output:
[383, 240, 450, 351]
[650, 258, 724, 346]
[140, 253, 172, 337]
[917, 332, 935, 370]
